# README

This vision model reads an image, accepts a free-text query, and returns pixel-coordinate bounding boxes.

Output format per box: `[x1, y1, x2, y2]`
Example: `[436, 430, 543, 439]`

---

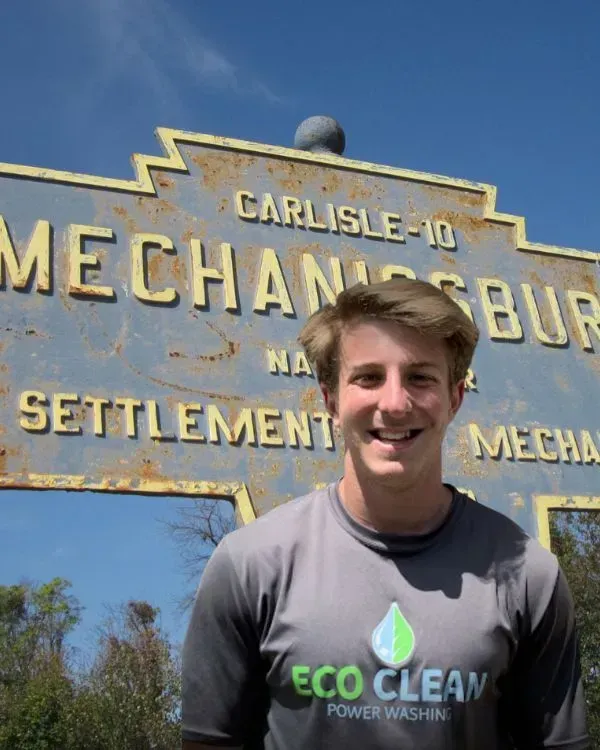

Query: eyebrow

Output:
[345, 360, 443, 373]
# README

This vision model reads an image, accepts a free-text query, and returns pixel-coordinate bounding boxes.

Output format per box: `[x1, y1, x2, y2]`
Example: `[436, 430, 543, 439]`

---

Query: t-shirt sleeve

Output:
[504, 566, 590, 749]
[181, 536, 266, 745]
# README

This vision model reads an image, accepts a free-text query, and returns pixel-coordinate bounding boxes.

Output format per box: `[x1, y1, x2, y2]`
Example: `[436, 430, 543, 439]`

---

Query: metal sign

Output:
[0, 125, 598, 547]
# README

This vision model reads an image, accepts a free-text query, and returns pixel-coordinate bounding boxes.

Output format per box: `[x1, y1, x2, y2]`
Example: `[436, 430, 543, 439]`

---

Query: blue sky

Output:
[1, 0, 599, 651]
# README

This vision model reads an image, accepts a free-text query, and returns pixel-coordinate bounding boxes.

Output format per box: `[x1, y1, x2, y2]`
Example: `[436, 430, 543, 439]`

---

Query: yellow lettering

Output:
[19, 390, 49, 432]
[53, 393, 81, 435]
[260, 193, 282, 226]
[0, 217, 51, 292]
[305, 200, 328, 231]
[520, 283, 568, 346]
[532, 428, 558, 462]
[465, 369, 477, 391]
[337, 206, 360, 236]
[429, 271, 474, 322]
[302, 254, 345, 314]
[178, 403, 206, 442]
[313, 411, 335, 449]
[381, 212, 405, 243]
[353, 260, 370, 285]
[253, 248, 295, 316]
[358, 208, 383, 239]
[68, 224, 115, 299]
[580, 430, 600, 464]
[190, 240, 239, 311]
[477, 278, 523, 340]
[207, 405, 256, 445]
[235, 190, 257, 220]
[284, 410, 313, 448]
[567, 290, 600, 351]
[147, 399, 175, 440]
[292, 352, 313, 376]
[115, 397, 143, 438]
[281, 196, 304, 228]
[554, 429, 582, 463]
[267, 348, 290, 375]
[84, 395, 110, 437]
[131, 232, 177, 304]
[509, 426, 536, 461]
[257, 407, 284, 446]
[468, 423, 513, 459]
[327, 203, 340, 233]
[380, 265, 416, 281]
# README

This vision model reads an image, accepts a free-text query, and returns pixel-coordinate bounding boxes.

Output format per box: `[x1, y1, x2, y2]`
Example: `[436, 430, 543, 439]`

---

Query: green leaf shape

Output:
[391, 603, 415, 664]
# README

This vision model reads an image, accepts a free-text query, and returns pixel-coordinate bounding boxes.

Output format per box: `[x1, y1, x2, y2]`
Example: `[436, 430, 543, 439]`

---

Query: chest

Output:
[258, 550, 517, 702]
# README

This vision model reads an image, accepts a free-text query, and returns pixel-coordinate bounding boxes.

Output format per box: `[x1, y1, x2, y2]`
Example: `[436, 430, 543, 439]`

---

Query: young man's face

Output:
[322, 319, 465, 492]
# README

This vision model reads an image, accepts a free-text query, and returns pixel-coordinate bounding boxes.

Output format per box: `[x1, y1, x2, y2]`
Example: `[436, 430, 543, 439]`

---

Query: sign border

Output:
[0, 126, 597, 263]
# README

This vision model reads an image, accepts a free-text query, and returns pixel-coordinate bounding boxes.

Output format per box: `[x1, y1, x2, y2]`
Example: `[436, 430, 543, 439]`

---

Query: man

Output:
[182, 278, 589, 749]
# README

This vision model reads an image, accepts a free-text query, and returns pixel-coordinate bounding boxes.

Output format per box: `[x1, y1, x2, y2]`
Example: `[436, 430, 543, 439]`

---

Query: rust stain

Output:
[191, 151, 257, 192]
[432, 210, 493, 242]
[348, 178, 373, 201]
[237, 245, 263, 289]
[441, 254, 456, 266]
[0, 445, 21, 474]
[300, 386, 318, 411]
[448, 429, 490, 479]
[112, 206, 138, 234]
[181, 228, 194, 244]
[320, 170, 343, 195]
[148, 253, 162, 283]
[135, 196, 177, 223]
[155, 172, 175, 189]
[418, 183, 483, 209]
[265, 159, 323, 194]
[172, 256, 187, 283]
[196, 340, 240, 363]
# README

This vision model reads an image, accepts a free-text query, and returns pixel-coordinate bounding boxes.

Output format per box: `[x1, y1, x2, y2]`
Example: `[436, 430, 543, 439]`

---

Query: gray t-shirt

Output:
[182, 484, 589, 749]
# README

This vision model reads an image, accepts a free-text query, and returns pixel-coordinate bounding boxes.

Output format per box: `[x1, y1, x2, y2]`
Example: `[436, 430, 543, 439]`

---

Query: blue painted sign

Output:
[0, 127, 598, 546]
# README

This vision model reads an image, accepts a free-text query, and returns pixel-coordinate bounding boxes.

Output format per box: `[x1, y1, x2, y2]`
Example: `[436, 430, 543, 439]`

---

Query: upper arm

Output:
[182, 538, 266, 746]
[504, 568, 589, 749]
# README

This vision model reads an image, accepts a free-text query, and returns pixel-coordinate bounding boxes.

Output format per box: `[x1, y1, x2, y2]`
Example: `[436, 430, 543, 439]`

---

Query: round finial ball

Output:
[294, 116, 346, 155]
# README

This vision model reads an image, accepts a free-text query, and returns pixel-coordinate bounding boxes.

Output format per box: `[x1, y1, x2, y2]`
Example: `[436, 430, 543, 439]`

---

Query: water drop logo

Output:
[371, 602, 415, 667]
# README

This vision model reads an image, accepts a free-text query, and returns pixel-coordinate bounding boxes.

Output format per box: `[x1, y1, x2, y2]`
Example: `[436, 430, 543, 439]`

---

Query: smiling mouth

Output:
[369, 428, 424, 444]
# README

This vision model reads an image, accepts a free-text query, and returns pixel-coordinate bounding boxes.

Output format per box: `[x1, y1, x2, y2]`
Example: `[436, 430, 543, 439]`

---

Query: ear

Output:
[449, 379, 465, 420]
[320, 383, 339, 426]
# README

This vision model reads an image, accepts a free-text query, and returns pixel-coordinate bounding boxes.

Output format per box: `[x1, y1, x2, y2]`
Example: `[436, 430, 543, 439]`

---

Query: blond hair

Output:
[298, 278, 479, 392]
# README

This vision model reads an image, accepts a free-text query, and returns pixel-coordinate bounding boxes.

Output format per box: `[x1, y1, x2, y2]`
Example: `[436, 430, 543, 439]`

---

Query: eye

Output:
[352, 372, 381, 387]
[410, 372, 437, 384]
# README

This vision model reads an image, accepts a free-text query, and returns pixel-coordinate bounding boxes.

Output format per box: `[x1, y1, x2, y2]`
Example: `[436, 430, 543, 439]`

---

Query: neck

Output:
[339, 463, 453, 535]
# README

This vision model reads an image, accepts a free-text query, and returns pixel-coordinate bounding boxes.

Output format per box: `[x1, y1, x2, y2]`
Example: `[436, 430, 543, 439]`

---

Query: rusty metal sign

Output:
[0, 126, 599, 547]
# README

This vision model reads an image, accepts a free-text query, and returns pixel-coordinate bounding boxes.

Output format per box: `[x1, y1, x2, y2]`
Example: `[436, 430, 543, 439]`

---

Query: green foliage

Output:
[550, 511, 600, 745]
[0, 582, 181, 750]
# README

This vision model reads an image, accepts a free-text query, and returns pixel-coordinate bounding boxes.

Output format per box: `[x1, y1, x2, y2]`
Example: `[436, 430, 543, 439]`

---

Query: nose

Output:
[378, 373, 413, 416]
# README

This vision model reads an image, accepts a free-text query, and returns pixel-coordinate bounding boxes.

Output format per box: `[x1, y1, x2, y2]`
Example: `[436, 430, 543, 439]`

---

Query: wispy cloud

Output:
[75, 0, 284, 111]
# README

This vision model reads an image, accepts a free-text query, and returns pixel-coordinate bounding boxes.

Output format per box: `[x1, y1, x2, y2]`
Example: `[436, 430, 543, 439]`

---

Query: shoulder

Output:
[216, 484, 332, 578]
[458, 496, 559, 624]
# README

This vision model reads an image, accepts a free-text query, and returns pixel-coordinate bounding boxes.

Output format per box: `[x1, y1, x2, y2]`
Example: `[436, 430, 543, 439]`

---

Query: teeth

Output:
[378, 430, 411, 440]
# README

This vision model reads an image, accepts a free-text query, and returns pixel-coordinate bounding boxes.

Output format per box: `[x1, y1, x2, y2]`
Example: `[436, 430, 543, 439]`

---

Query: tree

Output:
[67, 600, 181, 750]
[550, 510, 600, 744]
[0, 578, 81, 750]
[163, 498, 235, 611]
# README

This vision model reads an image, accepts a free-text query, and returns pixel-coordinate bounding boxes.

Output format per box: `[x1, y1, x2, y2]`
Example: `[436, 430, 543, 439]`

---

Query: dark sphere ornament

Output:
[294, 116, 346, 155]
